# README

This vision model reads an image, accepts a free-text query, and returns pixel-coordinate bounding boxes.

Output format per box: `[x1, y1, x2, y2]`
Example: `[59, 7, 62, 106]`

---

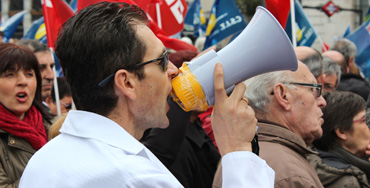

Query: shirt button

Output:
[9, 140, 15, 145]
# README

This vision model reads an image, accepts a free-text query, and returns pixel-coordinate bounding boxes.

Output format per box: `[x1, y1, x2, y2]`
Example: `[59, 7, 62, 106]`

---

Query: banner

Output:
[147, 0, 188, 36]
[346, 19, 370, 78]
[203, 0, 247, 50]
[0, 10, 26, 42]
[183, 0, 206, 37]
[285, 1, 317, 47]
[78, 0, 197, 52]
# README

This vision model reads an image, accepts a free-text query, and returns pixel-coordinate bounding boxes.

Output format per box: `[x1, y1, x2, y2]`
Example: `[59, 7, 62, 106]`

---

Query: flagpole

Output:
[290, 0, 296, 48]
[156, 3, 162, 29]
[49, 48, 61, 116]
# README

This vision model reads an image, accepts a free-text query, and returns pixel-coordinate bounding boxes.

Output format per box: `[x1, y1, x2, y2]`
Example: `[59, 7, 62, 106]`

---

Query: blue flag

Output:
[0, 10, 26, 42]
[23, 17, 45, 40]
[184, 0, 206, 37]
[69, 0, 78, 12]
[342, 25, 351, 38]
[346, 19, 370, 78]
[203, 0, 247, 50]
[285, 1, 317, 47]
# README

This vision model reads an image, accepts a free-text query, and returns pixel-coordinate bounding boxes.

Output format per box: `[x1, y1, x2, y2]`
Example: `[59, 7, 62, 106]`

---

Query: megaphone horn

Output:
[171, 6, 298, 112]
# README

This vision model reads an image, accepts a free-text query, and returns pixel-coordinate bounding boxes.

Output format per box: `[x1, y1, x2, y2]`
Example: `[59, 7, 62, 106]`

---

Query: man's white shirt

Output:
[19, 110, 274, 187]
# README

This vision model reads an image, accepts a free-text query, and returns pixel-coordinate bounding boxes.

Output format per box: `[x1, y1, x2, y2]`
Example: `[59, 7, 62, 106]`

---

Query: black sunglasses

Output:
[282, 82, 322, 98]
[98, 51, 169, 87]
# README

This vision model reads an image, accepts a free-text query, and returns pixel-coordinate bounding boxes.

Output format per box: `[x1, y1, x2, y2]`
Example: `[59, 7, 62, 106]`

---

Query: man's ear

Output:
[273, 84, 291, 111]
[335, 129, 347, 141]
[114, 69, 137, 100]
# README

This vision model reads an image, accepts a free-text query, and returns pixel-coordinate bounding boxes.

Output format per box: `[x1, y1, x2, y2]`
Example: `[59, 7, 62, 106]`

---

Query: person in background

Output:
[45, 77, 72, 115]
[331, 38, 370, 101]
[19, 2, 274, 187]
[321, 56, 341, 92]
[308, 91, 370, 187]
[0, 43, 52, 187]
[16, 40, 55, 105]
[295, 46, 324, 85]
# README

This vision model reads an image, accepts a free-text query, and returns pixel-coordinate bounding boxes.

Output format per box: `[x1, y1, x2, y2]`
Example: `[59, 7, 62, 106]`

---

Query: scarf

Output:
[0, 104, 47, 150]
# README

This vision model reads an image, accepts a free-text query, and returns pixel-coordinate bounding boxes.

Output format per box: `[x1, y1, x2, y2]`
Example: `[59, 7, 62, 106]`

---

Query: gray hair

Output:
[16, 39, 49, 53]
[300, 49, 323, 78]
[332, 38, 357, 64]
[243, 71, 292, 113]
[322, 56, 341, 85]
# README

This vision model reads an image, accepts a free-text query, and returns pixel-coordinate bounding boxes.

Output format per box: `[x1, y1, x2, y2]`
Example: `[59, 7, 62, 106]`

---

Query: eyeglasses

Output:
[61, 102, 72, 110]
[353, 116, 366, 124]
[282, 82, 322, 98]
[98, 51, 169, 87]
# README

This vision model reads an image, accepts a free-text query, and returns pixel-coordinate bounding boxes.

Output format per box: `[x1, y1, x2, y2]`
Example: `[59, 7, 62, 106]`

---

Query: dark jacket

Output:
[142, 99, 220, 188]
[337, 73, 370, 101]
[307, 147, 370, 188]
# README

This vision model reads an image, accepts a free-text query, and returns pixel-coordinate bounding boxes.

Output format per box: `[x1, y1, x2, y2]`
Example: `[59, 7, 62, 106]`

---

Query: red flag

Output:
[147, 0, 188, 36]
[77, 0, 196, 52]
[41, 0, 74, 50]
[321, 42, 330, 53]
[265, 0, 290, 28]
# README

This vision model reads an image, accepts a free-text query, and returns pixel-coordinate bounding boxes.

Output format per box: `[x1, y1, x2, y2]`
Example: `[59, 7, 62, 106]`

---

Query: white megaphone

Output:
[171, 6, 298, 112]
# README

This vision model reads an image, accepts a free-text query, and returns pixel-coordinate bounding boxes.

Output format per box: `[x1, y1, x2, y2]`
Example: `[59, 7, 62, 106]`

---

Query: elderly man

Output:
[17, 40, 55, 102]
[331, 39, 370, 100]
[295, 46, 324, 85]
[214, 61, 326, 188]
[321, 56, 341, 92]
[19, 2, 274, 187]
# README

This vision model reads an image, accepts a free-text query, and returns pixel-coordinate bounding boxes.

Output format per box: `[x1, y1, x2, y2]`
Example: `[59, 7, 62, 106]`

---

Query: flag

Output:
[342, 25, 351, 38]
[183, 0, 206, 37]
[203, 0, 247, 50]
[0, 10, 26, 42]
[147, 0, 188, 36]
[285, 1, 317, 47]
[265, 0, 290, 28]
[69, 0, 78, 12]
[23, 17, 45, 40]
[321, 42, 329, 52]
[346, 19, 370, 78]
[78, 0, 197, 52]
[42, 0, 75, 50]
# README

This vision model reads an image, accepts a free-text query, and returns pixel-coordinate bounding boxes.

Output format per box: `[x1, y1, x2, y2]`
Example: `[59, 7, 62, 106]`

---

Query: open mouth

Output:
[16, 92, 28, 102]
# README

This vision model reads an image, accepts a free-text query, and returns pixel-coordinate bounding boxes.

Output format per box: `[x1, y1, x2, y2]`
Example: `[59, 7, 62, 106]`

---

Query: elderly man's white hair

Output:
[243, 70, 293, 114]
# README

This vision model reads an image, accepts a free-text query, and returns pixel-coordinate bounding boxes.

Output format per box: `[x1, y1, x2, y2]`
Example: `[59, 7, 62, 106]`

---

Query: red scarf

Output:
[0, 104, 47, 150]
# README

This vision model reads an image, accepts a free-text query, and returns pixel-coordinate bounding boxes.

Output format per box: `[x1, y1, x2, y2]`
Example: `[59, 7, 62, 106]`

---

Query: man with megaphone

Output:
[19, 2, 274, 188]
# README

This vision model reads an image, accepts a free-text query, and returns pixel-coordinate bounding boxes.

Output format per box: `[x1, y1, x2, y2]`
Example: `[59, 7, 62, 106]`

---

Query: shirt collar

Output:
[60, 110, 145, 155]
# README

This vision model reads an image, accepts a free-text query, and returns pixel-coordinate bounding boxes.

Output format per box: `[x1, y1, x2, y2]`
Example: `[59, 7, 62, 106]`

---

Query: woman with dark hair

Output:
[308, 91, 370, 188]
[0, 43, 52, 187]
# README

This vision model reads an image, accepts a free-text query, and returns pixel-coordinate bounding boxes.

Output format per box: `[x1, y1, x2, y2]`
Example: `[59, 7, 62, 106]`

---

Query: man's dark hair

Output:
[300, 49, 323, 78]
[55, 2, 148, 116]
[51, 77, 72, 102]
[313, 91, 365, 151]
[16, 39, 49, 53]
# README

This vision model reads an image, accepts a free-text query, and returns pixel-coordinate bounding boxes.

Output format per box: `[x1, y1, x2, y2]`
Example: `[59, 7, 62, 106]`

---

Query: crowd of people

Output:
[0, 2, 369, 188]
